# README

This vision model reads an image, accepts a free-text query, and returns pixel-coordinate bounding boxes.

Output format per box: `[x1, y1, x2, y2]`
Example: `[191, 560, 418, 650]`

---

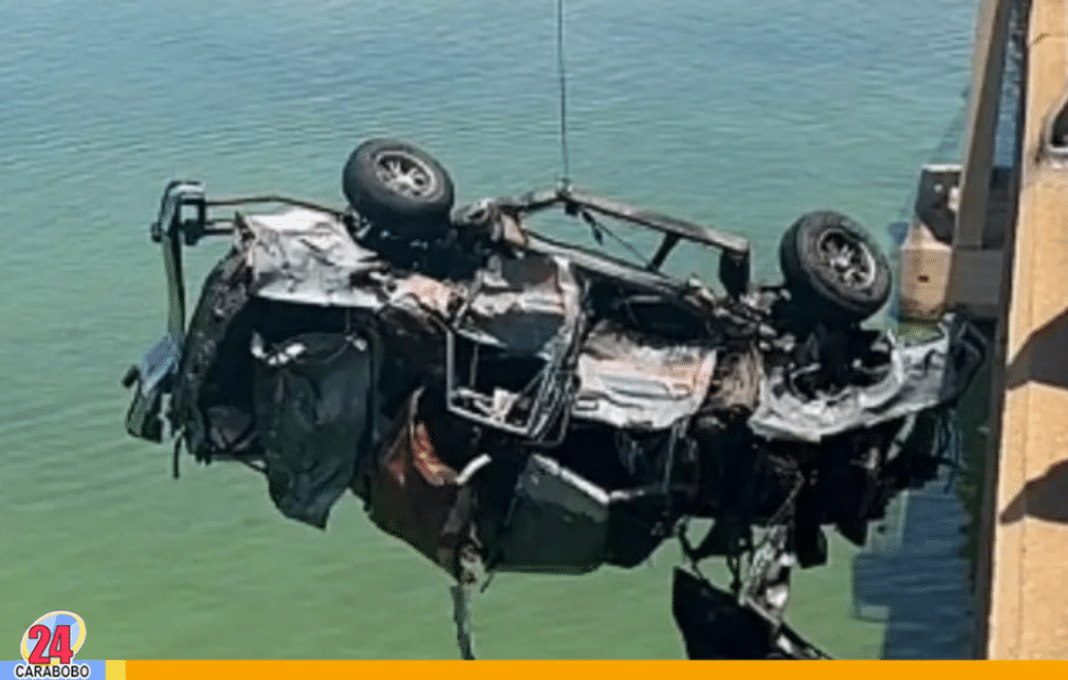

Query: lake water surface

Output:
[0, 0, 981, 659]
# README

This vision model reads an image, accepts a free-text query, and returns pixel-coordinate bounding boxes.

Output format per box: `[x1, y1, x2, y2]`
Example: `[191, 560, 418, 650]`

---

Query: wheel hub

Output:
[373, 150, 438, 199]
[816, 228, 876, 289]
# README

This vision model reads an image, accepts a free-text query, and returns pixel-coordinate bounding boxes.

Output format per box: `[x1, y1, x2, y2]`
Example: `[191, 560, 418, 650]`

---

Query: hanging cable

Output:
[556, 0, 572, 190]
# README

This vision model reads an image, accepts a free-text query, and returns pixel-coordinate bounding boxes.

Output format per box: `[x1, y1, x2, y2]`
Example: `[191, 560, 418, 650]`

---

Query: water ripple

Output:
[0, 0, 978, 660]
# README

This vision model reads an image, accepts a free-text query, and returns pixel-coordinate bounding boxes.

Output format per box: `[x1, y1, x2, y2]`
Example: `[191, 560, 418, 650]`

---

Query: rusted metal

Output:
[122, 168, 988, 660]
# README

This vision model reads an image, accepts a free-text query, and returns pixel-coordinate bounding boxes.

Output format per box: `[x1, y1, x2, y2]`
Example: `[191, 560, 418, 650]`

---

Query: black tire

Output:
[779, 210, 891, 322]
[342, 138, 455, 240]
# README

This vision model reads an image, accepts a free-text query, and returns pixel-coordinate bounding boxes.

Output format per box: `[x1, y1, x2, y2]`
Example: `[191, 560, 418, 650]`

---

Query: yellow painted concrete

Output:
[986, 0, 1068, 659]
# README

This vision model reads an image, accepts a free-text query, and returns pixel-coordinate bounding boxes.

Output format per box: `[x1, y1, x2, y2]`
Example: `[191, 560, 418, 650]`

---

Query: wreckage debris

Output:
[122, 139, 987, 659]
[672, 568, 830, 660]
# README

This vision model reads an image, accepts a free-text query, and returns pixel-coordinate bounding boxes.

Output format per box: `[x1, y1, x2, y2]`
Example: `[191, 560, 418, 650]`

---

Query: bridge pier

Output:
[981, 0, 1068, 656]
[898, 0, 1068, 659]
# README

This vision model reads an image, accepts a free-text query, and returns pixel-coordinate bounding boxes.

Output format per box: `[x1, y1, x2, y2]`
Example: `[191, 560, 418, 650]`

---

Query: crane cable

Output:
[556, 0, 572, 190]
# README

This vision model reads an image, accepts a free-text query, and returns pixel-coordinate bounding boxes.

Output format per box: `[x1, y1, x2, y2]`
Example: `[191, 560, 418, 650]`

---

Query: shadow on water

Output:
[850, 275, 996, 657]
[852, 475, 974, 658]
[854, 296, 1068, 657]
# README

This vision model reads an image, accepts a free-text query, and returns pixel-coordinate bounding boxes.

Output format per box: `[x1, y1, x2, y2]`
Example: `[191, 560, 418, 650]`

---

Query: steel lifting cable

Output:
[556, 0, 572, 190]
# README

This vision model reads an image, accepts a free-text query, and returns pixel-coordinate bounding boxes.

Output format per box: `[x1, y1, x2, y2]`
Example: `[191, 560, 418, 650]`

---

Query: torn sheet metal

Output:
[444, 253, 583, 438]
[364, 388, 477, 578]
[456, 253, 583, 356]
[748, 314, 985, 443]
[571, 321, 717, 430]
[242, 208, 384, 307]
[240, 208, 463, 317]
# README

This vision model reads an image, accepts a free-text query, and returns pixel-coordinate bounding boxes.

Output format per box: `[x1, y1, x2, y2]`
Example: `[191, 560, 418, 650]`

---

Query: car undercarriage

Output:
[122, 139, 986, 659]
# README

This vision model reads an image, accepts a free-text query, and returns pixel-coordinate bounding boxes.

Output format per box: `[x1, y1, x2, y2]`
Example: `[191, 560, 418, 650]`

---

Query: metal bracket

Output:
[122, 333, 182, 442]
[450, 544, 485, 660]
[737, 524, 793, 628]
[123, 181, 205, 443]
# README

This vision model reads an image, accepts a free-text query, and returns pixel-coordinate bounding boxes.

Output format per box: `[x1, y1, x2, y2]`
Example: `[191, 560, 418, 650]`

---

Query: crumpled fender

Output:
[747, 314, 986, 443]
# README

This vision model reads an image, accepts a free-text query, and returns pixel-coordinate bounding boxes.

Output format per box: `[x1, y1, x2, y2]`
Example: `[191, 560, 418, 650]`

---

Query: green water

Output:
[1, 0, 981, 659]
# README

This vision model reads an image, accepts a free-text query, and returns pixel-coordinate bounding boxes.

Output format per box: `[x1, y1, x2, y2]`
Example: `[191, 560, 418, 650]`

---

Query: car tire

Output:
[779, 210, 891, 322]
[342, 138, 455, 240]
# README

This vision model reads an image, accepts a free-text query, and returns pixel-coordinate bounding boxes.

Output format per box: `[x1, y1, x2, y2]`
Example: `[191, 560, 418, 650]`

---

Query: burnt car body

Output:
[122, 139, 986, 659]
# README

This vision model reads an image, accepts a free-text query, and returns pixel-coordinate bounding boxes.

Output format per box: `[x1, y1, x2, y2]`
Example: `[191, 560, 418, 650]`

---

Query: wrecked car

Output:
[122, 138, 986, 659]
